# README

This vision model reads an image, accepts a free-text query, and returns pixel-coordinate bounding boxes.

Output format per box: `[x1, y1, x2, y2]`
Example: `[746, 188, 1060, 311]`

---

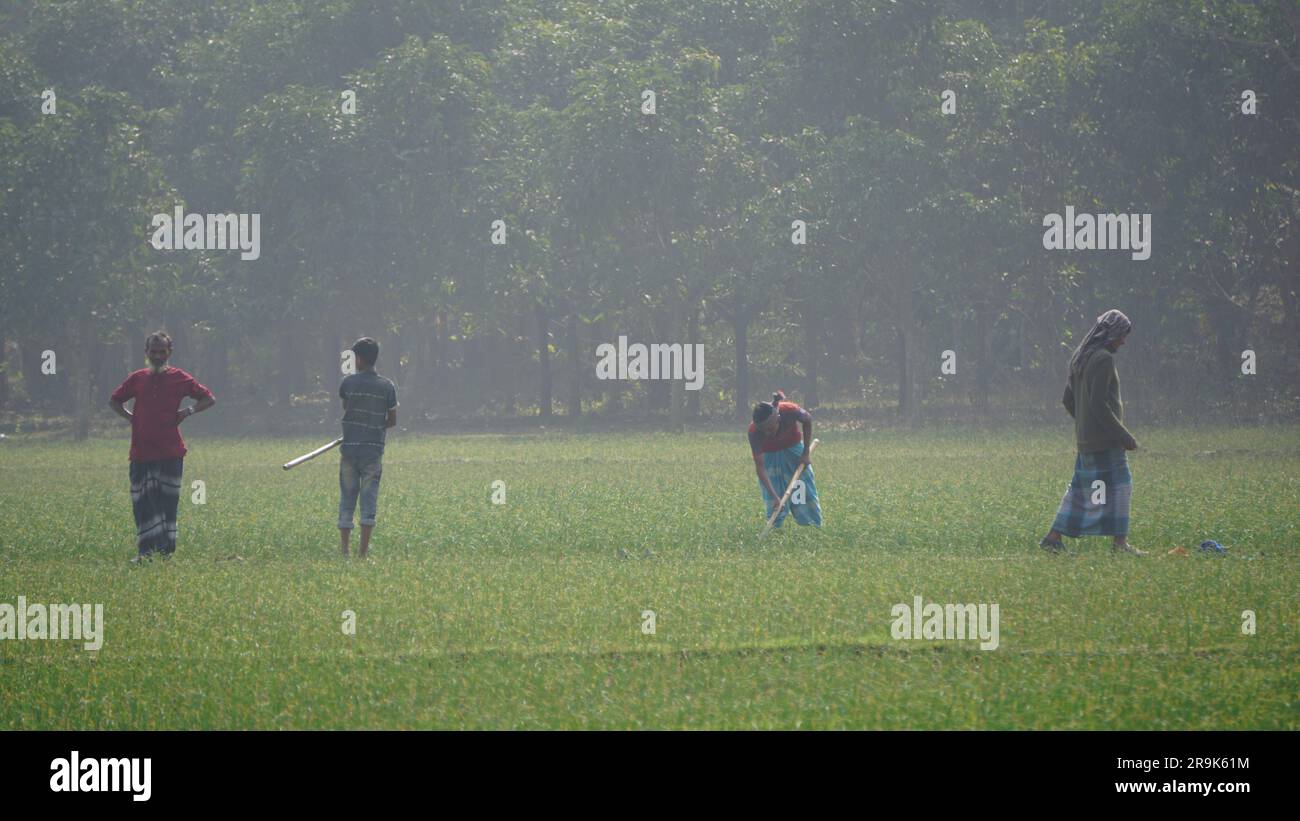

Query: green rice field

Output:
[1, 426, 1296, 729]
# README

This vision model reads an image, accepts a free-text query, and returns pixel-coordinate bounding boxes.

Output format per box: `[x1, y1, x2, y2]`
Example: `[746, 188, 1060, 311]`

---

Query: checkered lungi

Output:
[1051, 448, 1131, 537]
[130, 458, 184, 555]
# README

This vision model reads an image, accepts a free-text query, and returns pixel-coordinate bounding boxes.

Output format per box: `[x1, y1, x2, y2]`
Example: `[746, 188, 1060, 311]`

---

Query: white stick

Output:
[760, 438, 819, 537]
[282, 437, 343, 470]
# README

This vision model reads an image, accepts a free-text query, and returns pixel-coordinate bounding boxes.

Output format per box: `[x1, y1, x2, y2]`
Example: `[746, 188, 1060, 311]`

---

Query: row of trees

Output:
[1, 0, 1296, 436]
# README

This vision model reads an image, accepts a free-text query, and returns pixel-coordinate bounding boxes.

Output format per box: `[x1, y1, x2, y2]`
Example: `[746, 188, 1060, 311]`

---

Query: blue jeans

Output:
[339, 449, 383, 528]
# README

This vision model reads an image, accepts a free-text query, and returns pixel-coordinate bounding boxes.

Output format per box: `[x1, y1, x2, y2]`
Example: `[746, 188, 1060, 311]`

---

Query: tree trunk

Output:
[952, 310, 962, 404]
[1040, 309, 1059, 413]
[734, 309, 750, 422]
[488, 322, 505, 417]
[210, 331, 230, 401]
[567, 309, 581, 418]
[1016, 313, 1026, 370]
[590, 315, 612, 411]
[896, 326, 913, 420]
[97, 331, 123, 399]
[975, 303, 991, 411]
[535, 301, 552, 419]
[431, 309, 444, 414]
[646, 375, 668, 411]
[895, 264, 916, 422]
[411, 321, 430, 420]
[0, 333, 8, 411]
[687, 302, 701, 417]
[117, 335, 133, 387]
[73, 315, 93, 440]
[390, 324, 405, 387]
[88, 326, 106, 404]
[166, 314, 190, 372]
[607, 318, 627, 414]
[1285, 228, 1300, 382]
[1211, 297, 1242, 393]
[276, 324, 295, 406]
[669, 373, 683, 430]
[516, 311, 533, 415]
[321, 321, 339, 395]
[804, 303, 820, 408]
[668, 317, 683, 431]
[666, 292, 683, 432]
[20, 341, 39, 405]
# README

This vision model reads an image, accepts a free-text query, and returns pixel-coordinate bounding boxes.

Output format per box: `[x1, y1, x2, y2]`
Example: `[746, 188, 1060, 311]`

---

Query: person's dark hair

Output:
[352, 337, 379, 368]
[145, 330, 173, 350]
[752, 390, 786, 423]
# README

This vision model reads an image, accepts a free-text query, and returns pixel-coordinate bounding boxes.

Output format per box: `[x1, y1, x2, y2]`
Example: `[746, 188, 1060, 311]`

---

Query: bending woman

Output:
[1040, 309, 1144, 555]
[749, 391, 822, 528]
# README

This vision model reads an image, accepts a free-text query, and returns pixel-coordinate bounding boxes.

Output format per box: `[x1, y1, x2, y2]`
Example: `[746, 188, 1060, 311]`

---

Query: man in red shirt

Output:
[109, 331, 216, 561]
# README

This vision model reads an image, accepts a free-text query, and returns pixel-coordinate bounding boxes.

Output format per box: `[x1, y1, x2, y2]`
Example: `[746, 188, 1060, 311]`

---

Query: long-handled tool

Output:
[282, 437, 343, 470]
[760, 437, 818, 536]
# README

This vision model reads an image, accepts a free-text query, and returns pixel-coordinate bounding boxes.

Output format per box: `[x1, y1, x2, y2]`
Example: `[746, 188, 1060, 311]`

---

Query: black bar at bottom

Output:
[2, 730, 1285, 808]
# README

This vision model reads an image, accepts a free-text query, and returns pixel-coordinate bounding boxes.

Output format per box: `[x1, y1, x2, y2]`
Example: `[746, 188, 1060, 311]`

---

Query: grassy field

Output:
[0, 425, 1297, 729]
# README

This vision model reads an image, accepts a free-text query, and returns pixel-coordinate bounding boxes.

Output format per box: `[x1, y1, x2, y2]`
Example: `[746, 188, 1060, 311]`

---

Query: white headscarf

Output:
[1068, 308, 1132, 384]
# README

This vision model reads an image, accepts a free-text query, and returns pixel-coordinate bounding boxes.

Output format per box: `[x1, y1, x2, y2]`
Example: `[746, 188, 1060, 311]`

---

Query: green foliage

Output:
[0, 0, 1296, 419]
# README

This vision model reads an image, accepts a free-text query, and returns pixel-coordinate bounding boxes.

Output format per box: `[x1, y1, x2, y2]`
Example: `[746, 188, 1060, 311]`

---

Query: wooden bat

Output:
[760, 438, 819, 536]
[282, 437, 343, 470]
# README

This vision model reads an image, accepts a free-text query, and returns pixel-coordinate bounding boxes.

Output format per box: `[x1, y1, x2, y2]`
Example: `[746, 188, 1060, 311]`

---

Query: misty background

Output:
[0, 0, 1296, 437]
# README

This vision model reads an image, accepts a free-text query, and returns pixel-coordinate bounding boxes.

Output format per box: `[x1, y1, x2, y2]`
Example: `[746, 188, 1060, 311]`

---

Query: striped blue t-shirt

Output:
[339, 370, 398, 457]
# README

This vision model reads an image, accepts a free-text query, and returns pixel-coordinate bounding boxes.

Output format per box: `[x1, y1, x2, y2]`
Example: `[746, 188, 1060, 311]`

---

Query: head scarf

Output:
[1068, 309, 1132, 384]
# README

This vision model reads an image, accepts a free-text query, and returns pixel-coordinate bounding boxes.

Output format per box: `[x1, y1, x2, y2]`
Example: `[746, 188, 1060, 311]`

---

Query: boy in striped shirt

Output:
[338, 337, 397, 558]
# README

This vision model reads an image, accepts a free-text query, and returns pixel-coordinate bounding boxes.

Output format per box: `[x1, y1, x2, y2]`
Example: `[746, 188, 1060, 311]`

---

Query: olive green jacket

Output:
[1063, 348, 1134, 452]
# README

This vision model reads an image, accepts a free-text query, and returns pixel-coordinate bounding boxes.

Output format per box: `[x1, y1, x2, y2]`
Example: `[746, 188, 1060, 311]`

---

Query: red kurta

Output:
[110, 367, 214, 462]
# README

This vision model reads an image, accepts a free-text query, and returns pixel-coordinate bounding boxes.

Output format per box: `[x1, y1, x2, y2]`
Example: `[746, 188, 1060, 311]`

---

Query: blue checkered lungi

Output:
[1051, 448, 1131, 537]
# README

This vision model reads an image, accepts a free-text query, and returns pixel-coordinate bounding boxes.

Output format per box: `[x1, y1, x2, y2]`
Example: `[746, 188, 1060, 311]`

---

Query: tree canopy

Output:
[1, 0, 1296, 433]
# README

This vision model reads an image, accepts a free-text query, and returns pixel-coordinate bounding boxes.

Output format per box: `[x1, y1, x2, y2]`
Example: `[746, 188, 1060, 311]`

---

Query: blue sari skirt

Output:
[759, 441, 822, 528]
